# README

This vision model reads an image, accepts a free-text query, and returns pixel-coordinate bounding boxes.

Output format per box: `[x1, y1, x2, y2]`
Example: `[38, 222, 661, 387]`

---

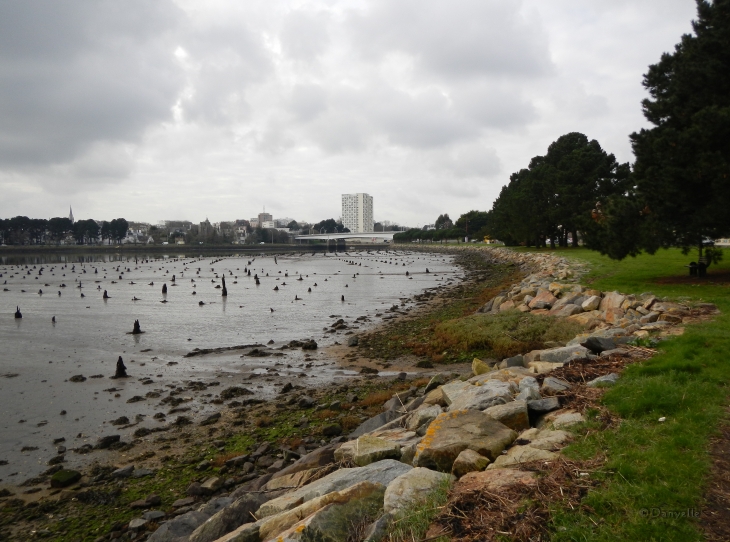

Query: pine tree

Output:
[628, 0, 730, 261]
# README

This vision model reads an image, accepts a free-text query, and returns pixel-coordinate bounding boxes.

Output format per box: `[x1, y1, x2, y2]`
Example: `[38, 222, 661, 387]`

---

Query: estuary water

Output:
[0, 249, 460, 480]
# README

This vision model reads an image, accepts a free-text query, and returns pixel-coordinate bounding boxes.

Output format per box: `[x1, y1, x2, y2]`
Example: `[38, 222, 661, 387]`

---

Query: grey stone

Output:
[200, 476, 224, 494]
[483, 400, 529, 431]
[143, 510, 166, 521]
[111, 465, 134, 478]
[198, 497, 234, 517]
[424, 374, 446, 393]
[362, 514, 391, 542]
[406, 405, 442, 431]
[587, 373, 620, 387]
[580, 336, 617, 353]
[257, 459, 412, 518]
[383, 467, 453, 515]
[413, 410, 517, 472]
[516, 387, 541, 401]
[527, 397, 561, 414]
[446, 380, 515, 412]
[188, 493, 271, 542]
[349, 410, 404, 438]
[132, 468, 154, 478]
[148, 511, 211, 542]
[268, 444, 337, 482]
[128, 518, 148, 531]
[539, 345, 590, 363]
[541, 377, 571, 395]
[499, 355, 524, 369]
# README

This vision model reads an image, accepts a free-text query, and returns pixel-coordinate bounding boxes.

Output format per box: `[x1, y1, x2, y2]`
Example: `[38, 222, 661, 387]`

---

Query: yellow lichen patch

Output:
[416, 410, 468, 454]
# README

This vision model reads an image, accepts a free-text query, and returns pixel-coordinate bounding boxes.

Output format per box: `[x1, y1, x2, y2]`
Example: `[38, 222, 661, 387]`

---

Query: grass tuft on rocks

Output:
[386, 477, 452, 542]
[431, 310, 585, 360]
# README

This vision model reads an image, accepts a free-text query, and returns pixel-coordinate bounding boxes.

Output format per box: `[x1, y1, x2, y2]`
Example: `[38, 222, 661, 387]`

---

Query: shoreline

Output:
[0, 249, 477, 494]
[1, 245, 706, 541]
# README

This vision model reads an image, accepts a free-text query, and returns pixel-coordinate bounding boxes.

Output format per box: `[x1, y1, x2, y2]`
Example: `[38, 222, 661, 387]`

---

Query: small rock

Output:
[587, 373, 620, 387]
[95, 435, 121, 449]
[50, 469, 81, 488]
[451, 449, 490, 478]
[321, 424, 342, 437]
[112, 465, 134, 478]
[200, 476, 223, 494]
[128, 517, 148, 531]
[541, 377, 571, 395]
[527, 397, 561, 414]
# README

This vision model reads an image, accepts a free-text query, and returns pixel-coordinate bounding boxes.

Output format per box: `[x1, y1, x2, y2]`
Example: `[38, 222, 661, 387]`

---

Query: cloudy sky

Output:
[0, 0, 697, 227]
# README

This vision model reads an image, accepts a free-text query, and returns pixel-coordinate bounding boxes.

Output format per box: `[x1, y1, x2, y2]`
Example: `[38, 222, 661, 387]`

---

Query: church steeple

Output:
[69, 206, 74, 223]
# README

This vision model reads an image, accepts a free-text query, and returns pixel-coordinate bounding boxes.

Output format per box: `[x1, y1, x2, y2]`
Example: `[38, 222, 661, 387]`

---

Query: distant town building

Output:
[258, 212, 273, 224]
[199, 218, 212, 238]
[69, 206, 74, 223]
[341, 193, 374, 233]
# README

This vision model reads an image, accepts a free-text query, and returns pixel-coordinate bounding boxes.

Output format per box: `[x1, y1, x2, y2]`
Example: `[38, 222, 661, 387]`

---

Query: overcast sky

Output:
[0, 0, 697, 226]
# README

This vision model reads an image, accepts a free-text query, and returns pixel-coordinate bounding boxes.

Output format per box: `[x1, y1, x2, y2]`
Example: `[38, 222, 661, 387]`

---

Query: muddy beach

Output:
[0, 250, 466, 484]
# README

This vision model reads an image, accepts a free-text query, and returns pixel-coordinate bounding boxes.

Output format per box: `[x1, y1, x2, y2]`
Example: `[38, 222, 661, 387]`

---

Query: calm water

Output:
[0, 250, 460, 480]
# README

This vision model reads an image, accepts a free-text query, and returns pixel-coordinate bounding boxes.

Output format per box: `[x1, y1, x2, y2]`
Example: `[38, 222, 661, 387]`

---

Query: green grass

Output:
[506, 247, 730, 541]
[386, 477, 452, 542]
[433, 310, 585, 360]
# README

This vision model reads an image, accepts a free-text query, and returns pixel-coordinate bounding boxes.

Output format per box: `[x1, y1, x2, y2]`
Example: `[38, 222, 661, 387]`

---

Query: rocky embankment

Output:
[4, 248, 719, 542]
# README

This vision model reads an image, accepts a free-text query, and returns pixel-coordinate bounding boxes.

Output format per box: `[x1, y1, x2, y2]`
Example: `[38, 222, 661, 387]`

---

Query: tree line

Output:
[0, 216, 129, 246]
[399, 0, 730, 262]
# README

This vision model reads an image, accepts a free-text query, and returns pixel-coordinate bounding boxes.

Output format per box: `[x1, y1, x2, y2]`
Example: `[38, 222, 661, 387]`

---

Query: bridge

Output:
[293, 232, 397, 241]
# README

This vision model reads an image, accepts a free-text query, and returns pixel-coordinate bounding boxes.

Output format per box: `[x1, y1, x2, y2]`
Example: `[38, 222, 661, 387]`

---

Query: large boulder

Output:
[446, 380, 515, 412]
[257, 460, 411, 518]
[581, 295, 601, 311]
[539, 345, 590, 363]
[487, 445, 558, 469]
[413, 410, 517, 472]
[383, 468, 453, 516]
[406, 405, 442, 431]
[269, 443, 337, 481]
[517, 428, 572, 451]
[483, 400, 529, 431]
[188, 493, 272, 542]
[148, 511, 211, 542]
[451, 449, 490, 478]
[349, 411, 404, 438]
[599, 291, 626, 311]
[528, 290, 558, 310]
[455, 468, 537, 494]
[267, 483, 385, 542]
[258, 481, 384, 541]
[440, 380, 471, 405]
[334, 436, 401, 466]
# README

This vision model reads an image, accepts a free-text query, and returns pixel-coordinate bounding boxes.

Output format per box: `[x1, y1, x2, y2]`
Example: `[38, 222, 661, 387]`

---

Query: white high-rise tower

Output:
[341, 193, 373, 233]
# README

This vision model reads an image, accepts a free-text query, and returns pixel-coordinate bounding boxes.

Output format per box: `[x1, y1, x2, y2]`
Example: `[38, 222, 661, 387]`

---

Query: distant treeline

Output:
[0, 216, 129, 245]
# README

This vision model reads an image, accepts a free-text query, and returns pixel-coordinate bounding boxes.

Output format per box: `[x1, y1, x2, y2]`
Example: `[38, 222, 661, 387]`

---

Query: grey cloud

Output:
[452, 84, 537, 130]
[280, 9, 331, 62]
[430, 142, 501, 179]
[288, 84, 329, 122]
[0, 1, 185, 169]
[349, 0, 553, 79]
[181, 22, 272, 124]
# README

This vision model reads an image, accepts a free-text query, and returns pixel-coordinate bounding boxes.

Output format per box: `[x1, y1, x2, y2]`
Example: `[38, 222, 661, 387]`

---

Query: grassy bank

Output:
[514, 247, 730, 541]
